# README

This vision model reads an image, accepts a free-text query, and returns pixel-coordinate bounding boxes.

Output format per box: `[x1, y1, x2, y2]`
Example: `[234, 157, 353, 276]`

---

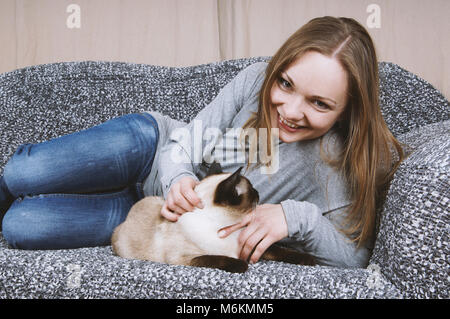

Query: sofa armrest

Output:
[370, 120, 450, 298]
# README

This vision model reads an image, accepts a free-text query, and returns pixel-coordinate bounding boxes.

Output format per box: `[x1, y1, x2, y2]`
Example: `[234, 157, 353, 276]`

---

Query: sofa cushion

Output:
[0, 233, 402, 298]
[370, 120, 450, 298]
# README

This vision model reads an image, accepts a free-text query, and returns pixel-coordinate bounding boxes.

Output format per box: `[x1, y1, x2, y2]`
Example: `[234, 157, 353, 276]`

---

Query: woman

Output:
[0, 16, 404, 268]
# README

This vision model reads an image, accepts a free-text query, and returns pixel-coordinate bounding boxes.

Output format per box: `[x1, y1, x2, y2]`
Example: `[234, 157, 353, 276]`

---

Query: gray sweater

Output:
[143, 62, 371, 268]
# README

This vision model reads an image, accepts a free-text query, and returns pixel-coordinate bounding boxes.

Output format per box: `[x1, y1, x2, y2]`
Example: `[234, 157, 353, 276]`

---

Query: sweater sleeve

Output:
[280, 199, 371, 268]
[158, 62, 267, 198]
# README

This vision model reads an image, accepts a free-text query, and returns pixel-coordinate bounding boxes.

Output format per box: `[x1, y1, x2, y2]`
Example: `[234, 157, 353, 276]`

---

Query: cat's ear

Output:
[222, 166, 243, 187]
[219, 166, 243, 188]
[206, 161, 223, 177]
[228, 166, 243, 181]
[214, 166, 244, 206]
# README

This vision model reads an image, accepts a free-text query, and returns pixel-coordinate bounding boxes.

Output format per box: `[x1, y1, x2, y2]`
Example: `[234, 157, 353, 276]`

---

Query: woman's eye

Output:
[313, 100, 329, 109]
[278, 76, 291, 89]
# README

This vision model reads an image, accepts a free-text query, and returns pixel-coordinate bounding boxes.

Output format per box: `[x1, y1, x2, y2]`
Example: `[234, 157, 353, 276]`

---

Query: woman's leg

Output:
[0, 112, 159, 249]
[2, 188, 138, 249]
[0, 177, 14, 218]
[2, 113, 158, 200]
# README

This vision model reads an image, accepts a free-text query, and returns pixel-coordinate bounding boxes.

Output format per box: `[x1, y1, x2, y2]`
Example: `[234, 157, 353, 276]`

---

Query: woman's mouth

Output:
[278, 113, 304, 132]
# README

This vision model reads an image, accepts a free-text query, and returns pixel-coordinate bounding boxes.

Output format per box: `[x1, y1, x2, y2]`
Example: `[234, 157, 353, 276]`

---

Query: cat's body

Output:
[111, 165, 315, 272]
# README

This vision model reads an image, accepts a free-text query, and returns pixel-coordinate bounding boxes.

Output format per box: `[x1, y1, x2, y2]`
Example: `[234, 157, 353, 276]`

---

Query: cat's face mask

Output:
[201, 163, 259, 214]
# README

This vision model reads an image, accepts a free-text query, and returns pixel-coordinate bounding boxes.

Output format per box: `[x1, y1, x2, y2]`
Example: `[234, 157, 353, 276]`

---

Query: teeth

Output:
[279, 114, 301, 129]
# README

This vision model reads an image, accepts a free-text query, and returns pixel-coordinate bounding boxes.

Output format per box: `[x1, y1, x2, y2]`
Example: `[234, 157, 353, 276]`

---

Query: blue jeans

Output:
[0, 113, 159, 250]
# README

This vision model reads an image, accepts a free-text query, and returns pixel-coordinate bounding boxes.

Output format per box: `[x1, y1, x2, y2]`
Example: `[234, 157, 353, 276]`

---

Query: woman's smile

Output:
[278, 112, 305, 132]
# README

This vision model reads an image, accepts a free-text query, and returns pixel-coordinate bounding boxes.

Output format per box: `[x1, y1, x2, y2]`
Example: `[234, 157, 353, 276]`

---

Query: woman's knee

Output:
[2, 201, 40, 249]
[2, 190, 135, 250]
[2, 197, 66, 250]
[2, 144, 39, 197]
[2, 142, 67, 198]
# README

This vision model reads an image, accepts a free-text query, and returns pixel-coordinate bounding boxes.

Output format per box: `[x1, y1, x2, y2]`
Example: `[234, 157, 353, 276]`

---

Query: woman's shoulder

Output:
[241, 62, 268, 82]
[235, 62, 268, 87]
[244, 61, 269, 73]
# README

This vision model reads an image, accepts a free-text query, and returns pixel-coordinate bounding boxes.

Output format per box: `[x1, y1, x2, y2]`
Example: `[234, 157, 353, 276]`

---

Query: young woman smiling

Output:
[161, 16, 404, 266]
[1, 16, 404, 268]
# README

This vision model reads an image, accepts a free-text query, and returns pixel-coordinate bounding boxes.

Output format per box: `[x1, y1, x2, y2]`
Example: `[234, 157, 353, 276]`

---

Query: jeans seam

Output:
[21, 188, 134, 200]
[135, 113, 160, 184]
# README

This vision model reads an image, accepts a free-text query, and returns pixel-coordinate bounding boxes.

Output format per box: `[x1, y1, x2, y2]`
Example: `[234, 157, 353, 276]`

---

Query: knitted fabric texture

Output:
[0, 57, 448, 298]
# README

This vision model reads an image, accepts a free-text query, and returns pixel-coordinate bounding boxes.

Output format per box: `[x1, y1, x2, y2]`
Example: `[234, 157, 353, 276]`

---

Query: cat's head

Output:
[195, 163, 259, 214]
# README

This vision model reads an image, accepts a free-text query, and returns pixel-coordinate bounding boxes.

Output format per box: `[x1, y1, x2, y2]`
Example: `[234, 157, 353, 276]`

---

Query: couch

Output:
[0, 57, 448, 298]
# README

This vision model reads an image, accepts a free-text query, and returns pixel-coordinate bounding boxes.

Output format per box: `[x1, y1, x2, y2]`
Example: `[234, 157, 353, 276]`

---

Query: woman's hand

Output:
[218, 204, 288, 264]
[160, 176, 204, 222]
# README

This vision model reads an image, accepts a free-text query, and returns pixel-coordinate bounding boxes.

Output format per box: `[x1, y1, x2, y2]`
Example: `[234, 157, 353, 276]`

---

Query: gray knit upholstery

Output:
[370, 120, 450, 298]
[0, 58, 448, 298]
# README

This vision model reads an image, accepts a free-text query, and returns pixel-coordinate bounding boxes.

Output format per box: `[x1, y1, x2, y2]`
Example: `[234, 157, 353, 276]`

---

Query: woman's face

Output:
[270, 51, 348, 143]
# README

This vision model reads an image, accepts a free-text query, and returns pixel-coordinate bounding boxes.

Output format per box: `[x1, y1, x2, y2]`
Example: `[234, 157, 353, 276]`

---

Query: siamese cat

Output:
[111, 163, 315, 273]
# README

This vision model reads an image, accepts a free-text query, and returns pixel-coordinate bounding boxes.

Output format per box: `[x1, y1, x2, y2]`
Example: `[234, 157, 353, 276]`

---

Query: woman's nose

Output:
[282, 97, 305, 121]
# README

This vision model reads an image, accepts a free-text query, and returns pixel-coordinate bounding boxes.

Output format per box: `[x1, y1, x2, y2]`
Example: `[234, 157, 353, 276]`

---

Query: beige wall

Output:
[1, 0, 448, 99]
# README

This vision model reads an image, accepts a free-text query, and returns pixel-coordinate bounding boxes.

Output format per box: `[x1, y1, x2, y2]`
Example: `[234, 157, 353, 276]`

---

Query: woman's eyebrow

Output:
[312, 95, 337, 106]
[284, 72, 337, 106]
[283, 72, 296, 88]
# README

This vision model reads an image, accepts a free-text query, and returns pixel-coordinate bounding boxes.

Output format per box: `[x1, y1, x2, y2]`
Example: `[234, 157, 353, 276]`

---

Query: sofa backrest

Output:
[0, 57, 268, 173]
[1, 58, 448, 173]
[378, 62, 449, 135]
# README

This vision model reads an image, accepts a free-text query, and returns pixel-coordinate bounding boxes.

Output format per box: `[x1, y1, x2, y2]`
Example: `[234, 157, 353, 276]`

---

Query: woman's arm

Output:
[280, 199, 371, 268]
[218, 200, 371, 268]
[158, 62, 268, 199]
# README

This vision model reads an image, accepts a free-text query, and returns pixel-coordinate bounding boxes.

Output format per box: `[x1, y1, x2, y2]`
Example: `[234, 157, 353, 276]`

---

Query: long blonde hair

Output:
[242, 16, 405, 246]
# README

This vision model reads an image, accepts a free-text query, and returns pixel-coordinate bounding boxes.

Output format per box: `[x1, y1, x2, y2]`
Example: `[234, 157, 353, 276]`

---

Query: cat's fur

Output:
[111, 164, 315, 273]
